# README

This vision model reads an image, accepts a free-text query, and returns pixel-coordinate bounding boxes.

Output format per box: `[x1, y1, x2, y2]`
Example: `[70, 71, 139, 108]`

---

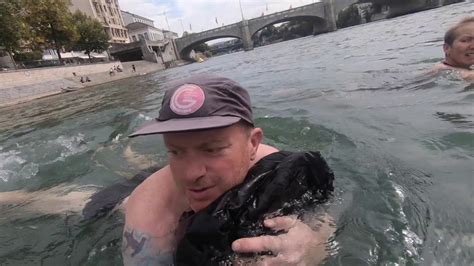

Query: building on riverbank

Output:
[121, 10, 154, 27]
[121, 11, 165, 43]
[110, 10, 180, 66]
[69, 0, 129, 44]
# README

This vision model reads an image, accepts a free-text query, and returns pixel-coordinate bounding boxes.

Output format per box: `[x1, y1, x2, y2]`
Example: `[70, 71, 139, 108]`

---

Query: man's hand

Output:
[232, 215, 335, 265]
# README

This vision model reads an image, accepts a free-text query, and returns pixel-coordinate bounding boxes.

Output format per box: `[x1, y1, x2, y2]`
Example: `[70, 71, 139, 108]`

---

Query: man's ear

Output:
[249, 128, 263, 160]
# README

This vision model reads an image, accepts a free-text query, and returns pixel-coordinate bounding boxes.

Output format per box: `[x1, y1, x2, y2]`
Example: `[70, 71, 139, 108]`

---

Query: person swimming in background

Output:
[431, 17, 474, 82]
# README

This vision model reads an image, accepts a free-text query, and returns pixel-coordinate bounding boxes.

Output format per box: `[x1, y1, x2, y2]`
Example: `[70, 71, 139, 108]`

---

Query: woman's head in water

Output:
[443, 17, 474, 69]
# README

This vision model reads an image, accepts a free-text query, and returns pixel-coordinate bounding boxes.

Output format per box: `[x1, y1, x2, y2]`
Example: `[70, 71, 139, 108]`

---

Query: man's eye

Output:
[205, 147, 223, 154]
[167, 150, 179, 156]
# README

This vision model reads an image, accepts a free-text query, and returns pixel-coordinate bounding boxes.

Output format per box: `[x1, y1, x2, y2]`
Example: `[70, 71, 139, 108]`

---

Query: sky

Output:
[119, 0, 319, 37]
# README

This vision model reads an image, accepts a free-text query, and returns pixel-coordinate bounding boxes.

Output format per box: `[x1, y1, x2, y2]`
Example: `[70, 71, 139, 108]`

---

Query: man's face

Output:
[163, 123, 261, 211]
[444, 22, 474, 68]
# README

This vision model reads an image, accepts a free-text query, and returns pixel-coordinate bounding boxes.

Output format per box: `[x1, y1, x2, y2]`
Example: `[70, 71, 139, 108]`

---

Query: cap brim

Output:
[129, 116, 242, 137]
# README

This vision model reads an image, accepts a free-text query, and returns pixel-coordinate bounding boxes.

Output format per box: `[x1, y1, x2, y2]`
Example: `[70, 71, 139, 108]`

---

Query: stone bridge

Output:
[175, 0, 341, 59]
[174, 0, 454, 59]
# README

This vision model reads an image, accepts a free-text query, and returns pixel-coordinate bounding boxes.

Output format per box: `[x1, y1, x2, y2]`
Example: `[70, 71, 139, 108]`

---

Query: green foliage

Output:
[1, 0, 114, 65]
[72, 11, 109, 61]
[0, 0, 25, 53]
[13, 51, 44, 61]
[336, 5, 362, 28]
[194, 42, 210, 53]
[252, 20, 315, 46]
[23, 0, 78, 60]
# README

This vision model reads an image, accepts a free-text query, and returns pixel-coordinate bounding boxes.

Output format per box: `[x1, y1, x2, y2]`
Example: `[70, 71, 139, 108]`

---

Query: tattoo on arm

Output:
[122, 226, 174, 265]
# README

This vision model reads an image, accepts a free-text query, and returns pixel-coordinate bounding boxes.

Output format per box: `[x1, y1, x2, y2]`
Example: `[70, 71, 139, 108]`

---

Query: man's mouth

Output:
[188, 186, 214, 200]
[466, 52, 474, 57]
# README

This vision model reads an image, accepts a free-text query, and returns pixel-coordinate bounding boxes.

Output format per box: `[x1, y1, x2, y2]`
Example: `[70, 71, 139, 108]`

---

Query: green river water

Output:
[0, 2, 473, 265]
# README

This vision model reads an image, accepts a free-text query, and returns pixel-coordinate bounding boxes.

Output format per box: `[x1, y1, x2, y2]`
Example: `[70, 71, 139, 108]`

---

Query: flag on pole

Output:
[215, 17, 218, 24]
[189, 23, 192, 31]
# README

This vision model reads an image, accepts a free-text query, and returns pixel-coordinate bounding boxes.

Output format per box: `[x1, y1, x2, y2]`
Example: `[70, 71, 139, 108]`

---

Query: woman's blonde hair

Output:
[444, 17, 474, 46]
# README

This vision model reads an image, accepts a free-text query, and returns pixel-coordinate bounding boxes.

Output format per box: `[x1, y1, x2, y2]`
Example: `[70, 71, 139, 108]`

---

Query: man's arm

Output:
[460, 70, 474, 82]
[430, 63, 474, 82]
[122, 225, 175, 265]
[232, 214, 335, 265]
[122, 166, 189, 265]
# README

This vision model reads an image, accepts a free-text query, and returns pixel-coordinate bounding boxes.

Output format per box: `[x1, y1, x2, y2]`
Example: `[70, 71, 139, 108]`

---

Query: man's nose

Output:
[184, 156, 206, 182]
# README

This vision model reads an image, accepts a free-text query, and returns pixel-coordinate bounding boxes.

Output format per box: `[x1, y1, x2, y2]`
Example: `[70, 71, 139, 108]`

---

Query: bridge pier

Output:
[240, 20, 254, 51]
[323, 0, 337, 31]
[386, 0, 427, 17]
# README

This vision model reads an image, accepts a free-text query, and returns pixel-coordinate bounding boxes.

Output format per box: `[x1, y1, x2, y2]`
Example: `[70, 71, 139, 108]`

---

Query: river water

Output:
[0, 2, 473, 265]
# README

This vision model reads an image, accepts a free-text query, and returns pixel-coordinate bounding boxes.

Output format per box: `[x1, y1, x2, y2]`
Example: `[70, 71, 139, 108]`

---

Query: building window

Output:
[144, 32, 149, 40]
[93, 3, 100, 14]
[132, 35, 137, 42]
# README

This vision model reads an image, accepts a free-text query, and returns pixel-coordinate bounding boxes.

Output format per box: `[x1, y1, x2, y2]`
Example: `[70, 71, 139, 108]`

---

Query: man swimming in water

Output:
[122, 74, 334, 265]
[431, 17, 474, 82]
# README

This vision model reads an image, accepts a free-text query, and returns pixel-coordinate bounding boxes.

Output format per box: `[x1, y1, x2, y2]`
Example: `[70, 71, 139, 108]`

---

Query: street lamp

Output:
[238, 0, 245, 20]
[179, 18, 185, 33]
[157, 11, 171, 31]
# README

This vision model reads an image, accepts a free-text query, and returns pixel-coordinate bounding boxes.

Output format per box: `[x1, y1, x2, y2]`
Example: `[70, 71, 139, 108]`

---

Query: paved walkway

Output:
[0, 61, 164, 108]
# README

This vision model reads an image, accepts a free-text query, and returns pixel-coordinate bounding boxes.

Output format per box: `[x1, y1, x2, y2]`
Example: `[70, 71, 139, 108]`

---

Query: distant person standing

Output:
[132, 64, 136, 72]
[431, 17, 474, 82]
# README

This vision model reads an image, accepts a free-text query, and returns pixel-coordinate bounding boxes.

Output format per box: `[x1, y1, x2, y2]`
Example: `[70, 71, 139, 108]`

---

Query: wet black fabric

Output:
[82, 165, 162, 220]
[175, 151, 334, 265]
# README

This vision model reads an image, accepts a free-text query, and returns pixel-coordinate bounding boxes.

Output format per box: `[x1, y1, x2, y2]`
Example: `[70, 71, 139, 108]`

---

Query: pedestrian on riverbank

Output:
[109, 67, 115, 76]
[431, 16, 474, 81]
[131, 64, 136, 72]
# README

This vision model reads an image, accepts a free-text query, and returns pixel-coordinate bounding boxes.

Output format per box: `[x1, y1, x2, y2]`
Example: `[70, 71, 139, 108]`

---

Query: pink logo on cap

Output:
[170, 84, 205, 115]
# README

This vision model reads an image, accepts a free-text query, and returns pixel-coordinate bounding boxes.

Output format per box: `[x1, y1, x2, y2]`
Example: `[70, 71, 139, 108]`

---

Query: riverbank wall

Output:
[0, 60, 164, 107]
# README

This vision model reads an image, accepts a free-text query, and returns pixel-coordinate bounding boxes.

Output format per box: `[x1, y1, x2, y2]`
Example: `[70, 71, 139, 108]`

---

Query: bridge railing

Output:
[249, 2, 323, 22]
[179, 22, 242, 40]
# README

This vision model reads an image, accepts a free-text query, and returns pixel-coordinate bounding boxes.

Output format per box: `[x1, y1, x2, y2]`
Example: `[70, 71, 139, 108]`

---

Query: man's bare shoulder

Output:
[432, 62, 450, 72]
[122, 166, 186, 265]
[126, 166, 170, 209]
[125, 166, 188, 235]
[256, 144, 279, 159]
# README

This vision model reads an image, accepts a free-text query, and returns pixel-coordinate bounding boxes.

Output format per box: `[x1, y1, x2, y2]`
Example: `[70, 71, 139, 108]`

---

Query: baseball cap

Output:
[129, 74, 254, 137]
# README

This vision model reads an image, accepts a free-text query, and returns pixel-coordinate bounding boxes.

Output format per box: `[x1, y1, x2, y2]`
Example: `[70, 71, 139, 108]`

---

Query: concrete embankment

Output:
[0, 60, 164, 107]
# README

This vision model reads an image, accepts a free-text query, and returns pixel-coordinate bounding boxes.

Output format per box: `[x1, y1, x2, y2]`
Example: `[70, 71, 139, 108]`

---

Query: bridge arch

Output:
[249, 15, 328, 38]
[247, 1, 332, 37]
[175, 22, 244, 60]
[179, 34, 242, 60]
